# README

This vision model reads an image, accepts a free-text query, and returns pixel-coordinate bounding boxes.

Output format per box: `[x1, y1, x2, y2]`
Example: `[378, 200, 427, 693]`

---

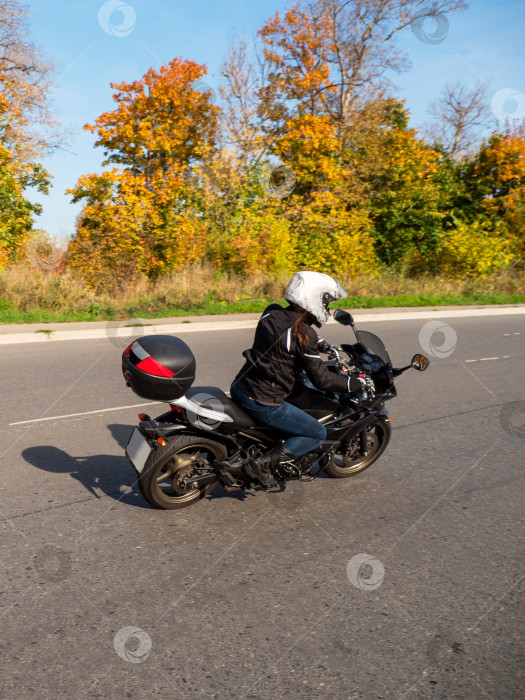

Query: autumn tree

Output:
[219, 1, 470, 274]
[466, 127, 525, 253]
[85, 59, 218, 185]
[67, 0, 522, 283]
[0, 1, 54, 266]
[0, 0, 58, 158]
[67, 58, 219, 288]
[0, 138, 49, 267]
[222, 0, 467, 161]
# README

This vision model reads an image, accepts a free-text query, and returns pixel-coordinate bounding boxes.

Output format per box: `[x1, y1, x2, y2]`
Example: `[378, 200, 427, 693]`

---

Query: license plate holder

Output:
[125, 427, 153, 475]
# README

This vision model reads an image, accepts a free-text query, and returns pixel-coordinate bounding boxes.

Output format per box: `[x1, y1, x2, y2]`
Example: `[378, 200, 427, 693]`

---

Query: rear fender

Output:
[140, 416, 237, 451]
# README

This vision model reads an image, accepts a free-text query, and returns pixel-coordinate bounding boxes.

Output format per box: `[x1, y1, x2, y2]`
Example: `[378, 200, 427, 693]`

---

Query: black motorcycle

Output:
[122, 309, 429, 510]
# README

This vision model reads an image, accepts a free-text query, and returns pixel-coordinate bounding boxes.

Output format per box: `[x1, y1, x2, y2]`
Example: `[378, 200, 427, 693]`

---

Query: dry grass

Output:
[0, 263, 524, 323]
[339, 267, 525, 299]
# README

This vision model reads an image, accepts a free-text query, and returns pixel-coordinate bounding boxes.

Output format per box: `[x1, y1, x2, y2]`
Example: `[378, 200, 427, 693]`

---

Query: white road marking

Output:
[9, 401, 162, 426]
[465, 355, 515, 363]
[10, 391, 232, 426]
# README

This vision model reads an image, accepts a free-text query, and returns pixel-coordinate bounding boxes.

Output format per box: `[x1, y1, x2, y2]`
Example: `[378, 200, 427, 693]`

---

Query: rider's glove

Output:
[347, 376, 365, 393]
[356, 373, 375, 393]
[318, 339, 331, 354]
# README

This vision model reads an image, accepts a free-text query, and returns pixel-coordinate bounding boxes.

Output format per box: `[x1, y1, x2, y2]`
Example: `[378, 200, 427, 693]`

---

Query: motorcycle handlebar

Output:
[318, 339, 343, 361]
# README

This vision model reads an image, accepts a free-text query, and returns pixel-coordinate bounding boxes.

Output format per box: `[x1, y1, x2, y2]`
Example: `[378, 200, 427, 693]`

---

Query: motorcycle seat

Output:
[185, 386, 255, 428]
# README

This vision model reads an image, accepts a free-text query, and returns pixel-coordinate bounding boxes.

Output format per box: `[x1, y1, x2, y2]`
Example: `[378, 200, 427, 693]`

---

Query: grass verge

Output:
[0, 265, 524, 324]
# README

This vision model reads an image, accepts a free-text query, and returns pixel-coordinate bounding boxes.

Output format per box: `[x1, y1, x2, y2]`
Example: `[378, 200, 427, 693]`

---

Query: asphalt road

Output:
[0, 313, 524, 699]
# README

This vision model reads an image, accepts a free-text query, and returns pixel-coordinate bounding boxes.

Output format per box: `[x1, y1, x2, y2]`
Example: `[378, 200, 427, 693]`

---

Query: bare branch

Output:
[426, 81, 495, 159]
[0, 0, 60, 161]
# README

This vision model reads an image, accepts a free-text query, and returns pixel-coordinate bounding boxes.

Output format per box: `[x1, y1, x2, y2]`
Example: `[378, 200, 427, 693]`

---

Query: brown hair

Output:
[293, 309, 312, 351]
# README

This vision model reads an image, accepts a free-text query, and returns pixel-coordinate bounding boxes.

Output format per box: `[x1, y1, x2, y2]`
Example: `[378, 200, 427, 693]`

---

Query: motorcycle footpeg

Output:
[218, 469, 244, 492]
[220, 478, 244, 494]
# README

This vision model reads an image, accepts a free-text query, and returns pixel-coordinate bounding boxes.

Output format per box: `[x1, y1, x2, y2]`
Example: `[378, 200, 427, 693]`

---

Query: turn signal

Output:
[157, 437, 166, 446]
[138, 413, 148, 421]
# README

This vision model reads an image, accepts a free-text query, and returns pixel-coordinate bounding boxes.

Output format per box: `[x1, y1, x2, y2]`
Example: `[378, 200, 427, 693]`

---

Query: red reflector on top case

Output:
[124, 341, 135, 356]
[136, 356, 175, 377]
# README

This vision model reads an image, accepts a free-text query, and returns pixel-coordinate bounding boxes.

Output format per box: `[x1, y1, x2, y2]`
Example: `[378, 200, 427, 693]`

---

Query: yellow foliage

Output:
[290, 192, 379, 275]
[437, 219, 516, 278]
[218, 203, 294, 275]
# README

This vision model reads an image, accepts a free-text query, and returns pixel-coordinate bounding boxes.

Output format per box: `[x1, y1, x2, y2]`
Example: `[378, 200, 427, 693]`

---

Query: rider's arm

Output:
[300, 327, 362, 394]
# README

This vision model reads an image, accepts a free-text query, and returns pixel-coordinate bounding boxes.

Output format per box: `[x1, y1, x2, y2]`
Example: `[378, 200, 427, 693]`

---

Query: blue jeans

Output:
[230, 383, 326, 456]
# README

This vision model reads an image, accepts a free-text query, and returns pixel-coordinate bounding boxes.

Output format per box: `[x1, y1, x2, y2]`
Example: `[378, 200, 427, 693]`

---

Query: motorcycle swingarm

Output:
[181, 473, 221, 491]
[182, 469, 244, 494]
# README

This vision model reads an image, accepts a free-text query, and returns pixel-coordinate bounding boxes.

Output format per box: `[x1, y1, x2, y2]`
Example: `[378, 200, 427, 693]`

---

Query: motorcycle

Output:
[122, 309, 429, 510]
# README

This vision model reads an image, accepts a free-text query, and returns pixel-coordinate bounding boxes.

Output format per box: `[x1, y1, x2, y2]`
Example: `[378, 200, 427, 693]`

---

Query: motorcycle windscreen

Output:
[355, 330, 391, 364]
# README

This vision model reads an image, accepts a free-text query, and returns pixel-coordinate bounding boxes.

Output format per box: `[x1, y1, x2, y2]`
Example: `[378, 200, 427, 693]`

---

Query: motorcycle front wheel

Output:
[323, 419, 391, 478]
[138, 435, 226, 510]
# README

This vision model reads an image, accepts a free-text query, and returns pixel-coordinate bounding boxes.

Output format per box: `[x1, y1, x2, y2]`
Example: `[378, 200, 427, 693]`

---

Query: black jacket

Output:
[233, 303, 362, 405]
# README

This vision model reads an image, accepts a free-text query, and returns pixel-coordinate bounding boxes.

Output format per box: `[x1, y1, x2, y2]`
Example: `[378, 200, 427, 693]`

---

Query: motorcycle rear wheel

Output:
[323, 420, 391, 478]
[138, 435, 226, 510]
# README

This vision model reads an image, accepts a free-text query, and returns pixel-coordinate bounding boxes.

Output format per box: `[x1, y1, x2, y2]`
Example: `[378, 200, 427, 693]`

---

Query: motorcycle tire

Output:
[137, 434, 227, 510]
[323, 419, 391, 478]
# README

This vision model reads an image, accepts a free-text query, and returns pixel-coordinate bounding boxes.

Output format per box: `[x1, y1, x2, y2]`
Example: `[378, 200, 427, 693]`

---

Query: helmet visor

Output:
[323, 280, 347, 318]
[323, 280, 347, 308]
[334, 279, 347, 300]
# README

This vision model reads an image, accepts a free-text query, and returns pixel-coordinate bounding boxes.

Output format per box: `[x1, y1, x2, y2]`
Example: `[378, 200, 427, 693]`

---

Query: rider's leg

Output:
[230, 383, 326, 487]
[244, 442, 296, 489]
[272, 401, 327, 456]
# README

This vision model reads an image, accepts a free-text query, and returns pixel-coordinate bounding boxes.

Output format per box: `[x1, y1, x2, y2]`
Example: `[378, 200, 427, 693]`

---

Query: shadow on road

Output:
[107, 422, 135, 449]
[22, 423, 329, 510]
[21, 423, 151, 508]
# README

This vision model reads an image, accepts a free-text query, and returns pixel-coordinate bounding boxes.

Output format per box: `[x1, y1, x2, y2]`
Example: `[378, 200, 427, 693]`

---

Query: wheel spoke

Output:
[328, 423, 388, 475]
[156, 471, 172, 483]
[144, 440, 223, 508]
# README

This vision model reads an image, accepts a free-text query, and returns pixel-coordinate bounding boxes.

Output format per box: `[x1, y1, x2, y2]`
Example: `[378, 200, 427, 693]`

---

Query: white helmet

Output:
[285, 271, 347, 326]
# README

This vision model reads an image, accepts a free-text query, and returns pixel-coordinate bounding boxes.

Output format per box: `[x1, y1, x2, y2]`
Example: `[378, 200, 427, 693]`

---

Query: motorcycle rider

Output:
[230, 270, 366, 488]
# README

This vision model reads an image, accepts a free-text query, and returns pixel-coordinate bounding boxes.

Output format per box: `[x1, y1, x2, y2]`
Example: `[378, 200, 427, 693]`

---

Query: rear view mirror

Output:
[411, 353, 429, 371]
[334, 309, 354, 326]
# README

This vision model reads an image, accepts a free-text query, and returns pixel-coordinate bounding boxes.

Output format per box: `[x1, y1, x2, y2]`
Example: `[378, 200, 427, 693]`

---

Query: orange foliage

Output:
[85, 58, 218, 178]
[67, 58, 218, 287]
[258, 6, 335, 117]
[474, 127, 525, 241]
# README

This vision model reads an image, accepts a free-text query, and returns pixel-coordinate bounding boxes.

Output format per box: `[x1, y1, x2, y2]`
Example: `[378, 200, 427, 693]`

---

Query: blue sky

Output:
[25, 0, 525, 242]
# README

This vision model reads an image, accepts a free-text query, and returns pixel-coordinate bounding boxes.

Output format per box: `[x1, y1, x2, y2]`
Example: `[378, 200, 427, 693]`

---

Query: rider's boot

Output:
[245, 443, 296, 489]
